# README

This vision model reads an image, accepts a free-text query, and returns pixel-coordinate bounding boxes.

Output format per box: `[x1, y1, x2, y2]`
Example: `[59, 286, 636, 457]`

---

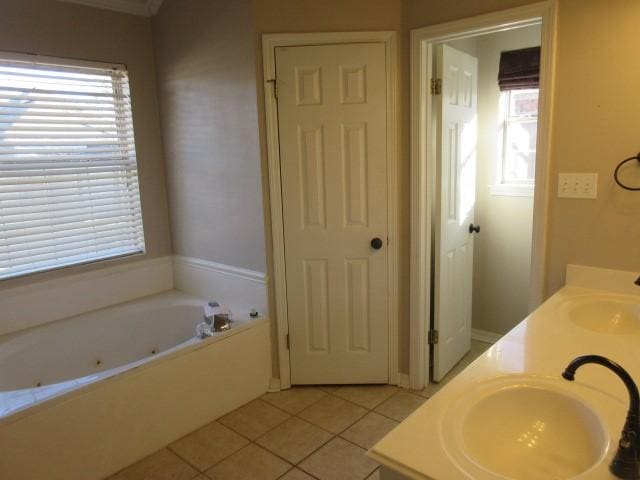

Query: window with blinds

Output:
[0, 54, 145, 280]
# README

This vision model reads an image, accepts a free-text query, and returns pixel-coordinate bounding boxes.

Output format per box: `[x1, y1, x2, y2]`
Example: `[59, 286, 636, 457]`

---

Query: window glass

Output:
[0, 55, 145, 280]
[497, 88, 539, 190]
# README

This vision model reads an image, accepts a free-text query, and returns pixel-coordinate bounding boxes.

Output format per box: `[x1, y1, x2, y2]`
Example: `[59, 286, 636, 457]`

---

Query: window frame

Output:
[491, 87, 539, 197]
[0, 51, 146, 281]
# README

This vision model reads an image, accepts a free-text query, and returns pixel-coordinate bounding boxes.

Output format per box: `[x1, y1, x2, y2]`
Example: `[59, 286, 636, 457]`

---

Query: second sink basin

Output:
[441, 376, 609, 480]
[560, 294, 640, 334]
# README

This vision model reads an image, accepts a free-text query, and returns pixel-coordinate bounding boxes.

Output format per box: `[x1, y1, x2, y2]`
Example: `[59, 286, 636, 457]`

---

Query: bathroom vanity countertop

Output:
[369, 265, 640, 480]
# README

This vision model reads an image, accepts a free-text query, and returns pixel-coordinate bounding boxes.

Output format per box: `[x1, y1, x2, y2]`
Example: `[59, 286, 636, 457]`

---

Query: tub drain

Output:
[95, 359, 103, 367]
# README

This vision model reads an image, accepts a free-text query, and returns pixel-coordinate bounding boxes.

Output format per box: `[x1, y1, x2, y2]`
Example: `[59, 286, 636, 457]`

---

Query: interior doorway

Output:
[262, 32, 400, 389]
[409, 3, 557, 389]
[276, 42, 390, 385]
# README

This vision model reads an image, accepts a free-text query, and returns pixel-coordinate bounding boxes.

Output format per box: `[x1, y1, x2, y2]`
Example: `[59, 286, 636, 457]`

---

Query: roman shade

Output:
[498, 46, 541, 91]
[0, 54, 145, 280]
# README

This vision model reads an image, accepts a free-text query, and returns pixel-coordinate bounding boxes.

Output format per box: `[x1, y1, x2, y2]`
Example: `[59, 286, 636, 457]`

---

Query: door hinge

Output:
[430, 78, 442, 95]
[286, 333, 290, 349]
[266, 78, 278, 100]
[428, 330, 439, 345]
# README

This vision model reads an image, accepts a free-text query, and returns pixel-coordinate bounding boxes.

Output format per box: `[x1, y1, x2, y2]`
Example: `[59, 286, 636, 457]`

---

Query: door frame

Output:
[409, 2, 558, 390]
[262, 32, 399, 389]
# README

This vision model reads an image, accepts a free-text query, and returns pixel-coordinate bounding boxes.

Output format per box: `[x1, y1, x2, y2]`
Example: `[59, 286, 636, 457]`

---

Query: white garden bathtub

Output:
[0, 290, 234, 417]
[0, 289, 271, 480]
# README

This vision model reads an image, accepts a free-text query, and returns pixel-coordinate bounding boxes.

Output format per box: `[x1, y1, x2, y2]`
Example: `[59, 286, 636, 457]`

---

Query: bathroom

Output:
[0, 0, 639, 479]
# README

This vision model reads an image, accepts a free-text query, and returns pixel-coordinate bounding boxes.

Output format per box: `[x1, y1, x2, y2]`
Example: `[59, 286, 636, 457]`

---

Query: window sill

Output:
[489, 184, 534, 197]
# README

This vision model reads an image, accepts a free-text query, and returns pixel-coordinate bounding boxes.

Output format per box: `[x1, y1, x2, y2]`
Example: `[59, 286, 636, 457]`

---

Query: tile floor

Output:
[108, 340, 491, 480]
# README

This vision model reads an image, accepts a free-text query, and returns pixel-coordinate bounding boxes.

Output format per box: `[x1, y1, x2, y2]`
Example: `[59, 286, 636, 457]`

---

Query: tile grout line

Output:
[218, 400, 292, 442]
[323, 388, 399, 411]
[261, 389, 330, 417]
[246, 387, 390, 476]
[114, 385, 410, 480]
[165, 445, 208, 473]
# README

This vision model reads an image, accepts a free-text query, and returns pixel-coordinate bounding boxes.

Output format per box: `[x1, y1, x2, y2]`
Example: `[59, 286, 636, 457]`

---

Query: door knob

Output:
[370, 238, 383, 250]
[469, 224, 481, 234]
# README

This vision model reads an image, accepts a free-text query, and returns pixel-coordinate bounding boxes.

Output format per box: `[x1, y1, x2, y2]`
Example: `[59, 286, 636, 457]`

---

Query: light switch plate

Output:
[558, 173, 598, 199]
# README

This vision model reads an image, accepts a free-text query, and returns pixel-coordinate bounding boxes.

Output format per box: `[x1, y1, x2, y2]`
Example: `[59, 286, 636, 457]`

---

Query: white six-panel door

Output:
[433, 44, 478, 382]
[276, 43, 389, 384]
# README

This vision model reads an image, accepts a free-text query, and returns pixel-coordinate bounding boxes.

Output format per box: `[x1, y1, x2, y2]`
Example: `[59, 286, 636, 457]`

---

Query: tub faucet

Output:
[562, 355, 640, 479]
[203, 302, 232, 332]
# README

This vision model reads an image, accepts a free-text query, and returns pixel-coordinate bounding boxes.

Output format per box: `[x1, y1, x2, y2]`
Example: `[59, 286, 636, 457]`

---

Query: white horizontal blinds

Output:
[0, 56, 145, 280]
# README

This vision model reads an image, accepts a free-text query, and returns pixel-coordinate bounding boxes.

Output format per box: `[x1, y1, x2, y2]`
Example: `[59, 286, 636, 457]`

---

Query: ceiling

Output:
[57, 0, 164, 16]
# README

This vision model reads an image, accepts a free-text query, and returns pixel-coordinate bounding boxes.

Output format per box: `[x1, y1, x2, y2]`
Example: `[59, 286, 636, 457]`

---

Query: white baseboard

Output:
[268, 378, 282, 392]
[172, 256, 267, 318]
[396, 373, 410, 389]
[0, 257, 173, 337]
[472, 328, 503, 344]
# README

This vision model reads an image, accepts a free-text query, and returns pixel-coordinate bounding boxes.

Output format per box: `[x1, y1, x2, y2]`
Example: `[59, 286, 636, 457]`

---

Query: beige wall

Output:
[446, 37, 479, 56]
[255, 0, 640, 376]
[405, 0, 540, 30]
[472, 25, 540, 335]
[0, 0, 172, 289]
[2, 0, 638, 380]
[407, 0, 640, 347]
[152, 0, 266, 273]
[545, 0, 640, 294]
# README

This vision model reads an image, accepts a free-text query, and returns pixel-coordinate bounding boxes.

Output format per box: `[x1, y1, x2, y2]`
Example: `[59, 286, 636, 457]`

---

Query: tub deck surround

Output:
[0, 255, 268, 338]
[369, 265, 640, 480]
[0, 291, 272, 480]
[0, 290, 262, 420]
[172, 255, 268, 319]
[0, 256, 174, 337]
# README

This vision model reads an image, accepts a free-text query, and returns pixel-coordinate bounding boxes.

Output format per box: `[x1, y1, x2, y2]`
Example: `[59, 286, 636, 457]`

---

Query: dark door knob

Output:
[370, 237, 383, 250]
[469, 224, 481, 234]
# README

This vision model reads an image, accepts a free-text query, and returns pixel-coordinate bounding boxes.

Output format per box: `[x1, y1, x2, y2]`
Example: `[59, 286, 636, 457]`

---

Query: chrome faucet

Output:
[203, 302, 232, 332]
[562, 355, 640, 479]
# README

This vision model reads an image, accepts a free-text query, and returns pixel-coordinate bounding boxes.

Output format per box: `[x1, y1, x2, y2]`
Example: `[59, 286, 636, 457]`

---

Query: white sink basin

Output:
[442, 377, 609, 480]
[561, 295, 640, 334]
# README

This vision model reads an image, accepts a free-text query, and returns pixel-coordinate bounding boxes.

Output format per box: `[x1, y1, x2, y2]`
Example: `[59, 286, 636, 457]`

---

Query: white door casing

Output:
[276, 43, 389, 384]
[433, 44, 478, 382]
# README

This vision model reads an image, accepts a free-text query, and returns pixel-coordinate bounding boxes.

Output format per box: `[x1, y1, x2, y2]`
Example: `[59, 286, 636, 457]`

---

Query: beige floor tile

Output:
[325, 385, 398, 409]
[262, 387, 327, 414]
[471, 339, 492, 355]
[374, 392, 426, 422]
[413, 341, 494, 400]
[340, 412, 398, 450]
[299, 437, 377, 480]
[219, 399, 290, 440]
[169, 421, 248, 471]
[412, 384, 432, 397]
[257, 417, 333, 464]
[366, 468, 380, 479]
[109, 448, 198, 480]
[279, 468, 316, 480]
[298, 394, 367, 434]
[205, 444, 291, 480]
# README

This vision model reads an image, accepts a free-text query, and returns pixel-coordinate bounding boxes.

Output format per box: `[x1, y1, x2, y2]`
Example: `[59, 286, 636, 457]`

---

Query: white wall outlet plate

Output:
[558, 173, 598, 199]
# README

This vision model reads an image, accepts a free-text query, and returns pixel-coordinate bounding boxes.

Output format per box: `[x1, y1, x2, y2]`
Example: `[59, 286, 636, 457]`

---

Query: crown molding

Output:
[57, 0, 164, 17]
[146, 0, 164, 15]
